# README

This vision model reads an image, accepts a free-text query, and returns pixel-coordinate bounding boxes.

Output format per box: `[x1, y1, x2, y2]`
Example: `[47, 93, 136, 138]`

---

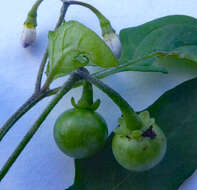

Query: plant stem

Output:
[35, 2, 70, 92]
[30, 0, 44, 16]
[68, 1, 103, 19]
[25, 0, 44, 27]
[92, 52, 168, 79]
[0, 88, 59, 142]
[35, 50, 48, 92]
[41, 74, 54, 92]
[68, 0, 113, 35]
[0, 94, 43, 141]
[0, 2, 70, 141]
[0, 72, 80, 182]
[77, 81, 94, 107]
[55, 2, 70, 29]
[77, 68, 143, 131]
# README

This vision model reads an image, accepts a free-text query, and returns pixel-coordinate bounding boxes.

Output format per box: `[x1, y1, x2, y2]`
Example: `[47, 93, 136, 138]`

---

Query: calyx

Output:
[114, 111, 158, 140]
[71, 80, 100, 111]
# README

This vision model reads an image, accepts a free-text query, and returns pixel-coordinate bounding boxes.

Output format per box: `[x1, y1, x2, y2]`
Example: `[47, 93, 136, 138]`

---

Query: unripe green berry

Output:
[112, 111, 167, 172]
[54, 108, 108, 159]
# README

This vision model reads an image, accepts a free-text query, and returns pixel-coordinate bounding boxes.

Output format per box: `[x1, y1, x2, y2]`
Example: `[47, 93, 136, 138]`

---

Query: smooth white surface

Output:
[1, 0, 197, 189]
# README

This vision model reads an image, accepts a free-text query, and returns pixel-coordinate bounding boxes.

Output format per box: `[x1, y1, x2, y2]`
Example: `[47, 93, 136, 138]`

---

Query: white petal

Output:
[104, 33, 122, 59]
[21, 25, 36, 48]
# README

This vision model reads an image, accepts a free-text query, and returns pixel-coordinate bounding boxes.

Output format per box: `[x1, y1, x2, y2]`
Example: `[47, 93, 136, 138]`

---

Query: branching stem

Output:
[0, 72, 80, 181]
[0, 2, 70, 141]
[35, 2, 70, 92]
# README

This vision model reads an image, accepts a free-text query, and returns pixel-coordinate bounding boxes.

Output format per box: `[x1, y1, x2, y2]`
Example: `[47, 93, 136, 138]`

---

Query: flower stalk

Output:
[77, 68, 144, 131]
[66, 0, 122, 58]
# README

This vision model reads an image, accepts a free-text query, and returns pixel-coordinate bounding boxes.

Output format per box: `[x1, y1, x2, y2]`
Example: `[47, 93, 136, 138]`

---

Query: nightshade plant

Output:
[1, 1, 197, 190]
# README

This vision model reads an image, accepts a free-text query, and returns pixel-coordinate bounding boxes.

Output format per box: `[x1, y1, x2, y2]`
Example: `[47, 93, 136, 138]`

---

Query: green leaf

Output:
[47, 21, 117, 81]
[118, 15, 197, 73]
[67, 77, 197, 190]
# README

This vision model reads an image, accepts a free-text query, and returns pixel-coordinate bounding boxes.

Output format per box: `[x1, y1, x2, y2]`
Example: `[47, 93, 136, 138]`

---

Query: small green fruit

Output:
[112, 111, 167, 172]
[54, 108, 108, 159]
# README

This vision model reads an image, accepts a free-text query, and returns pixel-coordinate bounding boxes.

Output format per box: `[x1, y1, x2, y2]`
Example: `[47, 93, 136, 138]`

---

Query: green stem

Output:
[77, 81, 93, 107]
[35, 2, 70, 92]
[92, 52, 167, 79]
[77, 68, 143, 131]
[41, 73, 54, 91]
[35, 49, 48, 92]
[0, 2, 71, 142]
[24, 0, 44, 27]
[68, 1, 114, 35]
[0, 72, 80, 182]
[0, 94, 44, 141]
[0, 88, 60, 142]
[55, 2, 70, 29]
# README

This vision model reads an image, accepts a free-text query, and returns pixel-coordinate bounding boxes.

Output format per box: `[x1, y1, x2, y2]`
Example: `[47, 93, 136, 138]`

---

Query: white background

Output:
[1, 0, 197, 189]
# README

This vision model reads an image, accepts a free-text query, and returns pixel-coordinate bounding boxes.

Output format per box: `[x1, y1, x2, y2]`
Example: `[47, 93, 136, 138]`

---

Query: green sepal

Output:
[71, 97, 78, 109]
[71, 97, 101, 111]
[114, 111, 156, 136]
[139, 111, 155, 128]
[71, 80, 101, 111]
[90, 99, 101, 111]
[114, 117, 133, 136]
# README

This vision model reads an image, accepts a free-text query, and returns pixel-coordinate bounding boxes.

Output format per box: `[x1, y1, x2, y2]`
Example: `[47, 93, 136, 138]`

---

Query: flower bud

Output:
[21, 24, 36, 48]
[103, 32, 122, 59]
[21, 0, 44, 48]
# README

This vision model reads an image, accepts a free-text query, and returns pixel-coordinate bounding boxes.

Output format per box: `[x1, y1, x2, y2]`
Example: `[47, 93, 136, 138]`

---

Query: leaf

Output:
[133, 24, 197, 59]
[118, 15, 197, 73]
[67, 77, 197, 190]
[47, 21, 117, 81]
[119, 15, 197, 61]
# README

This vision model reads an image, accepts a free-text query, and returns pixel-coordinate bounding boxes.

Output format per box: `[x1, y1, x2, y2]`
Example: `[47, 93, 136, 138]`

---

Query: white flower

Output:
[103, 33, 122, 59]
[21, 25, 36, 48]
